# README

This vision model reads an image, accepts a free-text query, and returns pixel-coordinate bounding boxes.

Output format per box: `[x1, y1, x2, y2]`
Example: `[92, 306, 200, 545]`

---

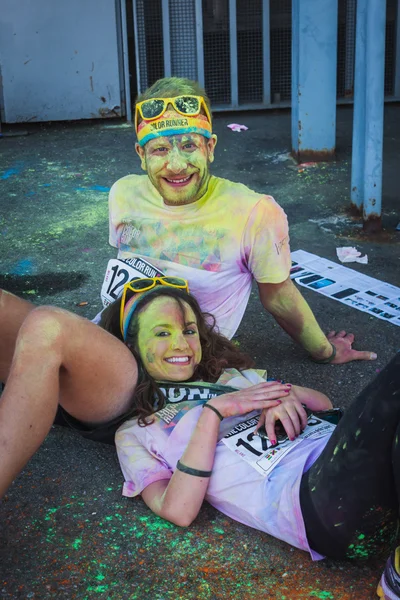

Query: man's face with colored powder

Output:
[135, 109, 217, 206]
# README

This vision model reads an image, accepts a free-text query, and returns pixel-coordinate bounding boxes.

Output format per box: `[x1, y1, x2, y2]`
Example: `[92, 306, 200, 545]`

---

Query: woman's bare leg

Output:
[0, 289, 36, 383]
[0, 305, 138, 497]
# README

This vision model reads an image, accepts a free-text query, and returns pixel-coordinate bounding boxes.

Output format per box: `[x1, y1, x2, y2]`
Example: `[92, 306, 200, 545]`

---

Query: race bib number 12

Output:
[100, 258, 164, 307]
[222, 413, 335, 478]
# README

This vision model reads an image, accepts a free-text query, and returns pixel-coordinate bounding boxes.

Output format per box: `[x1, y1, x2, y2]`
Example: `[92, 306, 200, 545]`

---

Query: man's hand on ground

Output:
[327, 330, 377, 364]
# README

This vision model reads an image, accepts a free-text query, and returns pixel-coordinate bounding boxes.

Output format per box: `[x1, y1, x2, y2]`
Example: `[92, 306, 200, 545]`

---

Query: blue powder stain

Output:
[10, 259, 36, 276]
[90, 185, 110, 192]
[75, 185, 110, 192]
[1, 168, 20, 180]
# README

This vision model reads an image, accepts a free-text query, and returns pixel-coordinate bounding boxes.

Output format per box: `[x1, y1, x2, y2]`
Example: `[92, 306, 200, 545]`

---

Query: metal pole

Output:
[132, 0, 145, 93]
[161, 0, 171, 77]
[229, 0, 238, 108]
[291, 0, 300, 153]
[394, 0, 400, 98]
[118, 0, 132, 122]
[262, 0, 271, 105]
[363, 0, 386, 232]
[350, 0, 367, 211]
[195, 0, 205, 87]
[291, 0, 338, 161]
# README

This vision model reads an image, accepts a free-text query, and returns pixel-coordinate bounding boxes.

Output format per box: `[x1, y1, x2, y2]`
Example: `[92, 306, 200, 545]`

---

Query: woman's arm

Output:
[290, 384, 332, 411]
[141, 406, 221, 527]
[141, 381, 290, 527]
[255, 384, 333, 444]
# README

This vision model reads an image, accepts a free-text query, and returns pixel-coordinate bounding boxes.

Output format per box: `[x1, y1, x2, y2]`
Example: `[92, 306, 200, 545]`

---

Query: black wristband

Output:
[203, 403, 224, 421]
[176, 460, 212, 478]
[312, 343, 337, 364]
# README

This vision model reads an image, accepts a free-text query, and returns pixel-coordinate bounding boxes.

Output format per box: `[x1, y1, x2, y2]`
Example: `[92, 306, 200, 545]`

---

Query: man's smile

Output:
[163, 174, 194, 186]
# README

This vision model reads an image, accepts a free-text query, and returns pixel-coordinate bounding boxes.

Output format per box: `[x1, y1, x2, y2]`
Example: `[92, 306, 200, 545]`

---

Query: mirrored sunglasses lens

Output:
[174, 96, 200, 115]
[164, 277, 187, 287]
[130, 279, 154, 290]
[141, 99, 165, 119]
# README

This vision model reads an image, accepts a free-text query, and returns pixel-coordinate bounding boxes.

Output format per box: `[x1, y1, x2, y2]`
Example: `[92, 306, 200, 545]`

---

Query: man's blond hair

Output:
[136, 77, 212, 124]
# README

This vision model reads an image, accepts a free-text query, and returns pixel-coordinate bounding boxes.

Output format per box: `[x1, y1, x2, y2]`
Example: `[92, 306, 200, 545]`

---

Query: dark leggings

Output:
[300, 352, 400, 560]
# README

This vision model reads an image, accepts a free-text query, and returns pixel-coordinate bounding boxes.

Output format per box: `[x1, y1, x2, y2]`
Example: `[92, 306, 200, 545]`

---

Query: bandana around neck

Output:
[137, 110, 212, 147]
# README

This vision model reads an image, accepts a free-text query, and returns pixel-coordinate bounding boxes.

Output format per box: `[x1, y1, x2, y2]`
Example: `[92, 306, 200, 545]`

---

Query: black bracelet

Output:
[176, 460, 212, 478]
[203, 403, 224, 421]
[312, 343, 337, 364]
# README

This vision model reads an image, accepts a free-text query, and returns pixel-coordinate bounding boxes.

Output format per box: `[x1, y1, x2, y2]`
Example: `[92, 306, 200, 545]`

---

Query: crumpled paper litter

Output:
[227, 123, 248, 132]
[336, 246, 368, 264]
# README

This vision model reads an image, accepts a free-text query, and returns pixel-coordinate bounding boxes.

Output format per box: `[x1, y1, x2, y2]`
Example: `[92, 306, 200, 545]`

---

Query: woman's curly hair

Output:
[99, 287, 254, 425]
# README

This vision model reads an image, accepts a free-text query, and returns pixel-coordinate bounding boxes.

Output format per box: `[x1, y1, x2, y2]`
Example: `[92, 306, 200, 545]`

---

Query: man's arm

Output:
[257, 277, 376, 364]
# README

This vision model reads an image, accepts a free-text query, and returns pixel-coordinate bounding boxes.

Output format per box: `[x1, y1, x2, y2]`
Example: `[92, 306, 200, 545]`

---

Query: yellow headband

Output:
[137, 112, 212, 147]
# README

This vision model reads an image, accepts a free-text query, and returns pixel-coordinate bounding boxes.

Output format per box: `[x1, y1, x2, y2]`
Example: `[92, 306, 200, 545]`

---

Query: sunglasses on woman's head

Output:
[119, 276, 190, 337]
[135, 95, 211, 132]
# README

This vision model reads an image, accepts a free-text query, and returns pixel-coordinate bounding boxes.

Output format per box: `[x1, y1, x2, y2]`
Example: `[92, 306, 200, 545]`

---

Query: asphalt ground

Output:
[0, 105, 399, 599]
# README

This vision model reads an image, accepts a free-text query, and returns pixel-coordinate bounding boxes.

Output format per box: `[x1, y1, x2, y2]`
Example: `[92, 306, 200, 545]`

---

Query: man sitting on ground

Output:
[107, 77, 375, 365]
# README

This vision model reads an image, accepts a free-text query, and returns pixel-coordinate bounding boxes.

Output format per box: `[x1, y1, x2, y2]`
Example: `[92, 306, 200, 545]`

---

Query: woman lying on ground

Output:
[0, 279, 399, 599]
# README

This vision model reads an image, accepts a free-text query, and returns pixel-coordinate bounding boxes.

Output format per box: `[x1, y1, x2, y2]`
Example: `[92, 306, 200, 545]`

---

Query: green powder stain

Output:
[138, 514, 176, 531]
[86, 585, 109, 593]
[145, 350, 156, 364]
[355, 429, 361, 437]
[44, 507, 59, 520]
[358, 533, 365, 540]
[72, 538, 82, 550]
[346, 543, 369, 559]
[310, 593, 334, 599]
[214, 528, 225, 534]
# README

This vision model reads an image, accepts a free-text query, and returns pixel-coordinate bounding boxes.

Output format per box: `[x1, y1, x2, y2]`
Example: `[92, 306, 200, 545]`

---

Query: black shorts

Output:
[53, 406, 133, 446]
[52, 381, 238, 446]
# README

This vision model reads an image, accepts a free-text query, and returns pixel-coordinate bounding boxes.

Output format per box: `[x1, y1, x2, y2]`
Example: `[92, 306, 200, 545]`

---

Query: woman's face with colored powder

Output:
[136, 296, 202, 381]
[135, 110, 217, 206]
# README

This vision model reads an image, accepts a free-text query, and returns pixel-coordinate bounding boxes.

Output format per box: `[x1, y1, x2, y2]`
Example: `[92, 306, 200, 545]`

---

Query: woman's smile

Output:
[164, 355, 192, 364]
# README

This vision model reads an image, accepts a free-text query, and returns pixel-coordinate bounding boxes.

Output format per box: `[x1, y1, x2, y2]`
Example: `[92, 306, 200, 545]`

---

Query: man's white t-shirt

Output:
[109, 175, 291, 339]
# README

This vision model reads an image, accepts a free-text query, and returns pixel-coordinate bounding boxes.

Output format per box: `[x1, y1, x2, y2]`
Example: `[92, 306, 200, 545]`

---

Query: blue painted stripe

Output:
[138, 127, 212, 147]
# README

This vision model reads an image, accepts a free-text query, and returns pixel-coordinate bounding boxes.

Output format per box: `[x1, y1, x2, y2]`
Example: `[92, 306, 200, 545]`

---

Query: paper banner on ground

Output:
[290, 250, 400, 327]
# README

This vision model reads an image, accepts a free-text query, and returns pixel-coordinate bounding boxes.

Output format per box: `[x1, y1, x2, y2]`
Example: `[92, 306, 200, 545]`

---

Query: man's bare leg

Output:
[0, 306, 138, 498]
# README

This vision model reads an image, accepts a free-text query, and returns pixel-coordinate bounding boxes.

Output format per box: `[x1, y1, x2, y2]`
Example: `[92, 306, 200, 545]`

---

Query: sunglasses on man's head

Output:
[135, 95, 211, 131]
[119, 276, 190, 337]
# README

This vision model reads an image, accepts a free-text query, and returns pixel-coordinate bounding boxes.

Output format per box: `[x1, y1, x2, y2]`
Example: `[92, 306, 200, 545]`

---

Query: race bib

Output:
[222, 413, 335, 477]
[100, 258, 165, 307]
